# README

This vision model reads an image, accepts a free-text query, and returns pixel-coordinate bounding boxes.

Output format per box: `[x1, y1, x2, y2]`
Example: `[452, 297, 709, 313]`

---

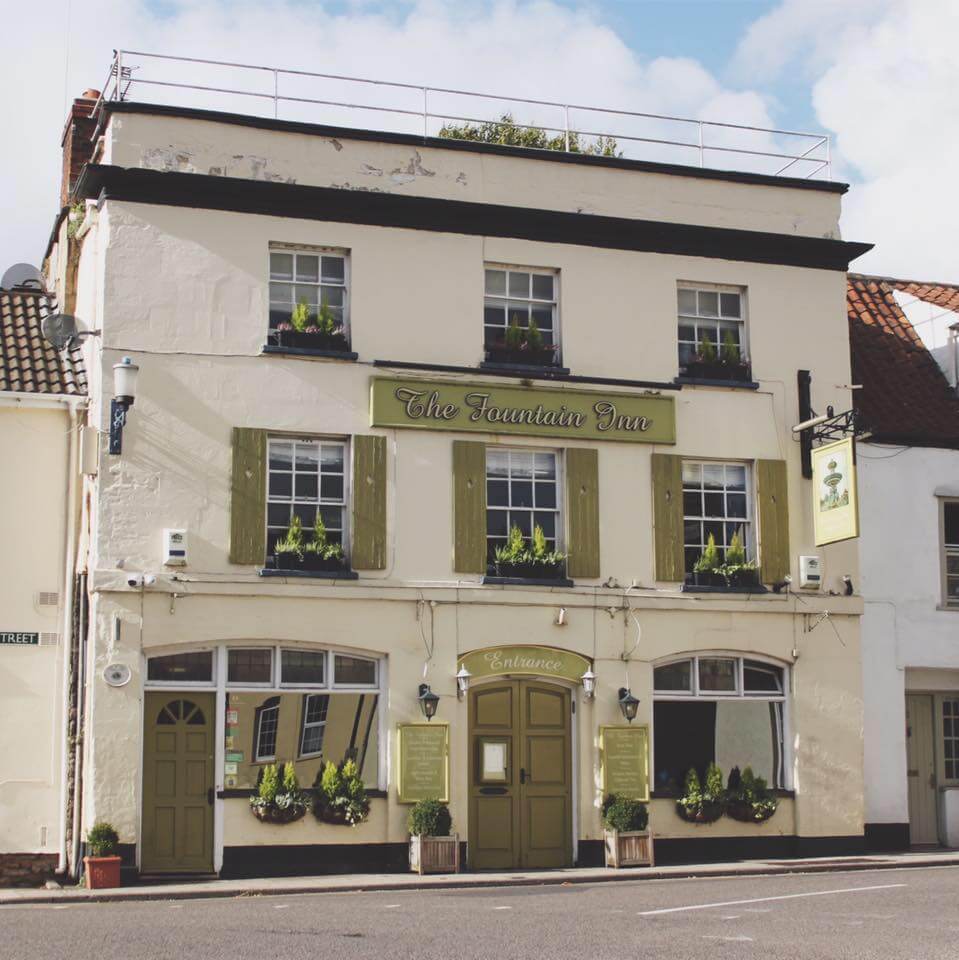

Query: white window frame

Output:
[253, 697, 280, 762]
[485, 446, 564, 558]
[143, 649, 217, 688]
[332, 653, 379, 690]
[226, 647, 275, 688]
[298, 692, 330, 759]
[677, 281, 748, 369]
[279, 649, 329, 690]
[681, 459, 754, 574]
[484, 263, 560, 360]
[268, 244, 351, 338]
[266, 435, 351, 561]
[940, 498, 959, 610]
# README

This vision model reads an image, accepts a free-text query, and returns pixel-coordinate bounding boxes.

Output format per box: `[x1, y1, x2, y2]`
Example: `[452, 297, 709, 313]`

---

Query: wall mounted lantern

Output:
[109, 356, 140, 455]
[455, 665, 472, 700]
[617, 687, 639, 723]
[418, 683, 440, 721]
[580, 668, 596, 700]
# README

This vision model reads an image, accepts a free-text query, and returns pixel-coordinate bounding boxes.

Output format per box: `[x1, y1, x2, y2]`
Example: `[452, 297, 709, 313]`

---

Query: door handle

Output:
[519, 768, 529, 784]
[207, 787, 215, 805]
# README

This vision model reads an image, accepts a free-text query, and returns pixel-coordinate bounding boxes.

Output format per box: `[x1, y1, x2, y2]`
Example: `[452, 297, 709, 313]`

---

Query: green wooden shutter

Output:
[229, 427, 267, 565]
[352, 435, 388, 570]
[757, 459, 790, 583]
[565, 448, 600, 579]
[651, 453, 684, 581]
[452, 440, 487, 574]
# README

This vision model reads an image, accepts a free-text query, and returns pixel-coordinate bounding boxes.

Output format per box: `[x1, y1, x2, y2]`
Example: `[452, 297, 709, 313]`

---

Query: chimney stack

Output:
[60, 89, 101, 208]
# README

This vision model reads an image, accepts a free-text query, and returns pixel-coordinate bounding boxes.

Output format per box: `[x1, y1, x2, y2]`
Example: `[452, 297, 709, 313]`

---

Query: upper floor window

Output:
[943, 500, 959, 609]
[267, 437, 348, 573]
[683, 461, 757, 587]
[269, 247, 351, 353]
[484, 266, 560, 368]
[486, 447, 565, 580]
[678, 284, 750, 382]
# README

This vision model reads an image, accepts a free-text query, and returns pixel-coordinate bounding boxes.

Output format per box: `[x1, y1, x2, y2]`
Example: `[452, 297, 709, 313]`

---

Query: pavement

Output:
[3, 863, 959, 959]
[1, 847, 958, 906]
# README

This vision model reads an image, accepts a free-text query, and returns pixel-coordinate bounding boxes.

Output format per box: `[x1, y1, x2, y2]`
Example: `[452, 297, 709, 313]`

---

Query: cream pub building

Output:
[45, 67, 872, 879]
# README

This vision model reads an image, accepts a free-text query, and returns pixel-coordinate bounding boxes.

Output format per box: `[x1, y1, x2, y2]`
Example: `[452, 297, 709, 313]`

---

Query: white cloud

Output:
[0, 0, 782, 272]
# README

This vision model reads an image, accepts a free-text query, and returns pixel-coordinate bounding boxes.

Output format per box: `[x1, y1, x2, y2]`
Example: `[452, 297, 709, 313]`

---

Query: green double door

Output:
[468, 680, 572, 870]
[142, 693, 215, 873]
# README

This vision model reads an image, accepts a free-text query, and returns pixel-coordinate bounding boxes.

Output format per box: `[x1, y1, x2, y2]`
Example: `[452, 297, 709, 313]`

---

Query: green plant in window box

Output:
[83, 821, 122, 889]
[688, 532, 759, 589]
[274, 297, 351, 353]
[312, 759, 371, 826]
[273, 514, 306, 570]
[492, 524, 567, 580]
[250, 761, 309, 824]
[302, 513, 347, 572]
[485, 316, 558, 367]
[726, 766, 778, 823]
[676, 764, 725, 824]
[682, 329, 751, 382]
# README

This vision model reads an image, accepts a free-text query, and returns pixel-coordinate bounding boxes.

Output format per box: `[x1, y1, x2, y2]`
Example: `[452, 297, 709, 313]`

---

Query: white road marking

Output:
[169, 905, 183, 910]
[384, 904, 401, 909]
[637, 883, 906, 916]
[493, 906, 512, 910]
[703, 936, 754, 942]
[274, 904, 288, 910]
[721, 915, 741, 920]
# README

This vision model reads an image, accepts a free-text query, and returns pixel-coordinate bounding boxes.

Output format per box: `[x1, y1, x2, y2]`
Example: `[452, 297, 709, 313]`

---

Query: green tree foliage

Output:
[439, 113, 621, 157]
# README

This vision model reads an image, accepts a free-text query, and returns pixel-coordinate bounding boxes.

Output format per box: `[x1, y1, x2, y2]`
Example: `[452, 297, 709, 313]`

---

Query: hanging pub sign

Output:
[812, 437, 860, 546]
[600, 725, 650, 801]
[0, 632, 39, 646]
[397, 723, 450, 803]
[370, 377, 675, 444]
[459, 645, 591, 684]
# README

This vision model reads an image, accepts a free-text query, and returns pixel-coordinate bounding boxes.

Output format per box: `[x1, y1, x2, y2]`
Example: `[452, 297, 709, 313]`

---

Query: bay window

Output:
[653, 655, 786, 793]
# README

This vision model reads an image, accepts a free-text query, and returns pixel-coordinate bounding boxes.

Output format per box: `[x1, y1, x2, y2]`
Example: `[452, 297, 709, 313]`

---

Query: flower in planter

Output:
[493, 524, 566, 578]
[601, 794, 649, 833]
[726, 766, 778, 822]
[676, 764, 725, 823]
[691, 532, 758, 587]
[487, 317, 557, 365]
[313, 759, 370, 826]
[407, 798, 453, 837]
[250, 761, 309, 823]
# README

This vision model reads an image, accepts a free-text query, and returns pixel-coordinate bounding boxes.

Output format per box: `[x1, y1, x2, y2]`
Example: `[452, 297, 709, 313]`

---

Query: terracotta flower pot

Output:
[83, 855, 121, 889]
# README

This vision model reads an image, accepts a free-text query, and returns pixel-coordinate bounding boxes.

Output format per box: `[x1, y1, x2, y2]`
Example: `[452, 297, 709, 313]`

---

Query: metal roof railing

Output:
[93, 50, 831, 181]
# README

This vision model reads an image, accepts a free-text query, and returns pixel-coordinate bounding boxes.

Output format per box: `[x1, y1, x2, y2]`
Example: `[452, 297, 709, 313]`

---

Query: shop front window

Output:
[653, 655, 786, 793]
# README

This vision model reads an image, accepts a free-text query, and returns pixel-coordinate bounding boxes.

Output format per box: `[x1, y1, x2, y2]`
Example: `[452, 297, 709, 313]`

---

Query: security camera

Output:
[126, 574, 142, 587]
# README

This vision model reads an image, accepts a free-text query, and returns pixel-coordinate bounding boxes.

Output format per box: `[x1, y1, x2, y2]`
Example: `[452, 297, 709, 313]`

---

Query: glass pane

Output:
[534, 483, 556, 509]
[320, 445, 345, 473]
[294, 503, 317, 527]
[684, 520, 701, 544]
[334, 655, 377, 686]
[320, 475, 344, 501]
[698, 290, 719, 317]
[511, 481, 533, 507]
[683, 491, 702, 517]
[508, 271, 530, 298]
[507, 302, 530, 326]
[725, 464, 747, 491]
[320, 505, 342, 532]
[269, 442, 293, 471]
[269, 472, 292, 498]
[714, 699, 782, 787]
[485, 269, 506, 296]
[269, 281, 293, 305]
[720, 292, 741, 318]
[947, 555, 959, 575]
[727, 493, 747, 519]
[678, 323, 695, 341]
[295, 255, 319, 282]
[533, 512, 555, 539]
[487, 450, 508, 478]
[704, 492, 725, 518]
[531, 274, 554, 300]
[294, 443, 318, 472]
[321, 285, 344, 308]
[147, 651, 213, 683]
[699, 658, 737, 692]
[703, 463, 725, 489]
[531, 305, 553, 331]
[945, 503, 959, 546]
[487, 509, 508, 537]
[281, 649, 326, 685]
[228, 649, 273, 684]
[485, 303, 506, 329]
[677, 288, 697, 314]
[654, 660, 692, 692]
[270, 252, 293, 280]
[295, 474, 318, 500]
[321, 256, 345, 283]
[295, 284, 319, 307]
[682, 462, 702, 485]
[268, 502, 289, 527]
[510, 453, 533, 478]
[534, 454, 556, 479]
[509, 511, 532, 537]
[487, 479, 508, 506]
[744, 660, 783, 693]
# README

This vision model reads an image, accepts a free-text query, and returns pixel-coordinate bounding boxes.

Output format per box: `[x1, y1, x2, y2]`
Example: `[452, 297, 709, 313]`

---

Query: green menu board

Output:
[600, 725, 650, 801]
[397, 724, 449, 803]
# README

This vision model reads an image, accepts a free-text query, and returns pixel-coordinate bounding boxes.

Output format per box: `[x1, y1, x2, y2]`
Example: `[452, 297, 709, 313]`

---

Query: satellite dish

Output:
[1, 262, 43, 290]
[103, 663, 132, 688]
[41, 313, 79, 351]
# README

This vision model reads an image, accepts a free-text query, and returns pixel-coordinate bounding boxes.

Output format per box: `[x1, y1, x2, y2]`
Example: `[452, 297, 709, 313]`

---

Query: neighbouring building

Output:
[40, 57, 873, 880]
[849, 275, 959, 850]
[0, 284, 86, 885]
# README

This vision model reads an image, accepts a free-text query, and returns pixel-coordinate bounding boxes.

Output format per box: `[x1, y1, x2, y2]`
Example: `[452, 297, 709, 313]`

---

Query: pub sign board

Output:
[600, 725, 650, 802]
[812, 437, 860, 546]
[371, 377, 676, 444]
[0, 632, 39, 646]
[397, 723, 450, 804]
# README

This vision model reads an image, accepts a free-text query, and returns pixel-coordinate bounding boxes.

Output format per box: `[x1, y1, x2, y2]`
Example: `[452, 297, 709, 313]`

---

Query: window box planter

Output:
[409, 834, 460, 875]
[604, 830, 654, 868]
[492, 560, 567, 581]
[484, 344, 560, 368]
[684, 569, 763, 591]
[250, 804, 307, 825]
[83, 855, 121, 890]
[726, 801, 777, 824]
[271, 553, 349, 574]
[675, 800, 724, 824]
[680, 360, 752, 382]
[272, 329, 351, 352]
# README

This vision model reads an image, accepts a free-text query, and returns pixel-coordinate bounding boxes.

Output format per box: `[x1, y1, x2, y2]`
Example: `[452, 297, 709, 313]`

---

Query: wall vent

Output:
[37, 592, 59, 606]
[38, 633, 60, 647]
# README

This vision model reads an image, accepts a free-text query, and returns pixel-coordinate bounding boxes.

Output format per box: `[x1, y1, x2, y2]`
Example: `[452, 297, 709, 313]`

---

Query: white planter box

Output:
[604, 829, 654, 868]
[409, 833, 460, 874]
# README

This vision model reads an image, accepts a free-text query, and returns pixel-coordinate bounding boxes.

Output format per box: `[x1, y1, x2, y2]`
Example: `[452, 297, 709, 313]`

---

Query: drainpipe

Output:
[70, 571, 89, 878]
[56, 399, 84, 875]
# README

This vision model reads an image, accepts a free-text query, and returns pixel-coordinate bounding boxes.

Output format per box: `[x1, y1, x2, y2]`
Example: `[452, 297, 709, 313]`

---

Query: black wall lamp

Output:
[618, 687, 639, 723]
[109, 356, 140, 455]
[418, 683, 439, 721]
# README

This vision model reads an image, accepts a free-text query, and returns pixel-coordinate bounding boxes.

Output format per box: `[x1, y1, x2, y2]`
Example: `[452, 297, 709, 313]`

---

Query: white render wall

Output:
[859, 443, 959, 826]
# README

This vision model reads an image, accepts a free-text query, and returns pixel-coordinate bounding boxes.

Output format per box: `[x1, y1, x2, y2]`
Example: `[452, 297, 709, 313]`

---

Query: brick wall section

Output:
[60, 92, 100, 207]
[0, 853, 59, 887]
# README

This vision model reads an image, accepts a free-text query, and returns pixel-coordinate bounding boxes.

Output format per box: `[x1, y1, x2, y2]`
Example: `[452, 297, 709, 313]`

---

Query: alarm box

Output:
[163, 529, 187, 566]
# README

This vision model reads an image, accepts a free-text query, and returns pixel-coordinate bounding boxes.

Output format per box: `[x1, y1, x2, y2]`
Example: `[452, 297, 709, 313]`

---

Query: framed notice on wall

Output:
[600, 725, 650, 801]
[397, 723, 450, 804]
[812, 437, 860, 546]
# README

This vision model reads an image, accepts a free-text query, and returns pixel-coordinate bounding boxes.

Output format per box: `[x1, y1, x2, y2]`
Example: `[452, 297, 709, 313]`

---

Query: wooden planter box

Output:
[83, 855, 121, 889]
[410, 834, 460, 875]
[604, 830, 654, 868]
